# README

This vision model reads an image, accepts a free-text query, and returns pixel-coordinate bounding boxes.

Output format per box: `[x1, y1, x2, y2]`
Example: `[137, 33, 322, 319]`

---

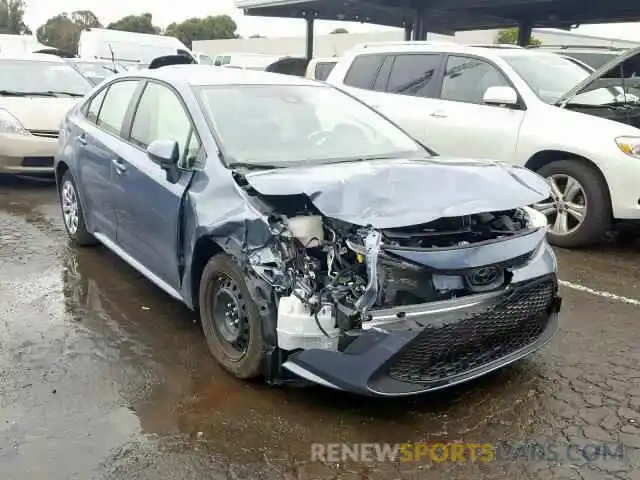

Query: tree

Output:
[496, 27, 542, 46]
[330, 27, 349, 34]
[36, 10, 102, 54]
[70, 10, 102, 30]
[0, 0, 30, 34]
[108, 13, 159, 34]
[36, 14, 80, 53]
[164, 15, 238, 49]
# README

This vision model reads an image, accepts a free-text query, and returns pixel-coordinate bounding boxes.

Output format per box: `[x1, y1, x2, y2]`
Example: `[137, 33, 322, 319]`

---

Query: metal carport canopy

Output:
[236, 0, 640, 32]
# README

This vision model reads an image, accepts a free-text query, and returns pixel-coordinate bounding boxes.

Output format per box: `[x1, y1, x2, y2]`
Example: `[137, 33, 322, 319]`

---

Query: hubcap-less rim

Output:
[61, 180, 79, 235]
[211, 275, 250, 360]
[535, 174, 587, 236]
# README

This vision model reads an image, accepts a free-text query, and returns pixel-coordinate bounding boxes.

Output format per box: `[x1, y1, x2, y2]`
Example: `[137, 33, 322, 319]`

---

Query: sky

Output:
[21, 0, 640, 41]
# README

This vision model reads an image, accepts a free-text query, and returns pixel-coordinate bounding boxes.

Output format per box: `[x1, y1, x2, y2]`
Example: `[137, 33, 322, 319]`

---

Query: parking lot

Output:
[0, 177, 638, 480]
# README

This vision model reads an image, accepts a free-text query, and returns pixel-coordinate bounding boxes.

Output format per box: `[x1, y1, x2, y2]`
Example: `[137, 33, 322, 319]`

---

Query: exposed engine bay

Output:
[245, 190, 542, 353]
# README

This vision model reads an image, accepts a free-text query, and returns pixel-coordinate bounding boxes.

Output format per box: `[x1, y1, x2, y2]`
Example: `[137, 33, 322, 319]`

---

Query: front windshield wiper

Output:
[562, 101, 626, 109]
[44, 91, 85, 97]
[228, 162, 281, 170]
[0, 89, 54, 97]
[0, 90, 83, 98]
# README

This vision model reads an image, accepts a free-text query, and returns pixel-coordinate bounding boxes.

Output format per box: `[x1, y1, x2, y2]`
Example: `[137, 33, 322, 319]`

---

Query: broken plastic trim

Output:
[354, 229, 382, 316]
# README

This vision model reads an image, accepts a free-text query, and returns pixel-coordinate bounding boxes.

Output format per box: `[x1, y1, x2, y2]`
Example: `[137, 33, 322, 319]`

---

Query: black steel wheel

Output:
[199, 254, 264, 379]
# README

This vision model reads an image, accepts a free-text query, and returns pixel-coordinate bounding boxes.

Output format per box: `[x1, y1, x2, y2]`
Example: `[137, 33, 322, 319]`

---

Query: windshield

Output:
[73, 62, 120, 78]
[0, 60, 92, 96]
[563, 52, 621, 70]
[503, 53, 619, 105]
[197, 84, 424, 166]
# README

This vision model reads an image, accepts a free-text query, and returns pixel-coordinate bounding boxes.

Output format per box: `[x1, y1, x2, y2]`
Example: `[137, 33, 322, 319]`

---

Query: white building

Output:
[194, 27, 640, 59]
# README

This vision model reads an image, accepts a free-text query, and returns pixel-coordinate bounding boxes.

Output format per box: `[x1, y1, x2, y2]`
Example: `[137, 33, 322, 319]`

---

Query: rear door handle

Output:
[429, 111, 448, 118]
[78, 133, 87, 145]
[111, 158, 126, 174]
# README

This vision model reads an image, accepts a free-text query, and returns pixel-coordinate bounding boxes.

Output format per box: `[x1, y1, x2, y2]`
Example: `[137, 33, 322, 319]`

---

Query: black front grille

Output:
[21, 157, 54, 167]
[386, 277, 556, 385]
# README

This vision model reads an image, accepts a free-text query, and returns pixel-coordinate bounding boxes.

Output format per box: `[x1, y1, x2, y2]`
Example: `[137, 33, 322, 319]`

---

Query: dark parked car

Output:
[54, 66, 561, 396]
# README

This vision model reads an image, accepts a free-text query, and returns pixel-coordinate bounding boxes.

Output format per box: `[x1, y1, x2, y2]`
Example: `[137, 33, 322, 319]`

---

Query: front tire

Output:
[59, 171, 97, 246]
[534, 159, 611, 248]
[199, 254, 264, 379]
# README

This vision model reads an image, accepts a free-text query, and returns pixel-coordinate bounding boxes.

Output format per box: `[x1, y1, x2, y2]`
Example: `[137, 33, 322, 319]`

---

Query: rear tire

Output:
[199, 254, 263, 379]
[535, 159, 611, 248]
[59, 171, 97, 246]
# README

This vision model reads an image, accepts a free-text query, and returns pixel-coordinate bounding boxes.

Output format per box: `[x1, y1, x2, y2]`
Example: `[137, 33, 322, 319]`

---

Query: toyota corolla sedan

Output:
[55, 65, 561, 396]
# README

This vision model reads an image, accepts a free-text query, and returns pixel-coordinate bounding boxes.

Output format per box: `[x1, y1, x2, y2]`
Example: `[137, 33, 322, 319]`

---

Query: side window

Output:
[86, 88, 107, 124]
[96, 80, 139, 136]
[343, 54, 385, 90]
[314, 62, 336, 81]
[441, 55, 511, 105]
[372, 55, 393, 91]
[129, 82, 201, 168]
[386, 54, 441, 97]
[199, 54, 214, 65]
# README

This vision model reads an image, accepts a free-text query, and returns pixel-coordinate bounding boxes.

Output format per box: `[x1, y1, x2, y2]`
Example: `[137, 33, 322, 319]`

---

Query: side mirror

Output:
[147, 139, 180, 183]
[483, 86, 518, 107]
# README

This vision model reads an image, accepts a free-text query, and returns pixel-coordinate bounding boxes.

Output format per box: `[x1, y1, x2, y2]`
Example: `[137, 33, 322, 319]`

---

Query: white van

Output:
[78, 28, 200, 67]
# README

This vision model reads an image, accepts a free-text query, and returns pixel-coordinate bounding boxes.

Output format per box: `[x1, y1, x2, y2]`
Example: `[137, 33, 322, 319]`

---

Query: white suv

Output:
[326, 41, 640, 247]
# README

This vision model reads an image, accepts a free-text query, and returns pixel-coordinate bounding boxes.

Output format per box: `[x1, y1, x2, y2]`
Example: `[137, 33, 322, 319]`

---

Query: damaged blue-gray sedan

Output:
[54, 65, 561, 397]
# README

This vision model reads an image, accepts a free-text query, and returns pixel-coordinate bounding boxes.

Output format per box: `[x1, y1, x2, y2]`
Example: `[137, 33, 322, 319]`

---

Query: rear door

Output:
[337, 52, 444, 145]
[74, 79, 141, 241]
[114, 80, 201, 290]
[423, 54, 525, 160]
[372, 53, 444, 143]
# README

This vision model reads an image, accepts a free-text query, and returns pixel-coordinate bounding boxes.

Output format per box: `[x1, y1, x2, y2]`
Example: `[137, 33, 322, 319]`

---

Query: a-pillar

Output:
[517, 19, 533, 46]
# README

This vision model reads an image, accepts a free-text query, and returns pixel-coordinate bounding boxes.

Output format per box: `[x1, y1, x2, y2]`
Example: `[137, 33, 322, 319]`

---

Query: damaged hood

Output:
[557, 46, 640, 106]
[244, 158, 550, 229]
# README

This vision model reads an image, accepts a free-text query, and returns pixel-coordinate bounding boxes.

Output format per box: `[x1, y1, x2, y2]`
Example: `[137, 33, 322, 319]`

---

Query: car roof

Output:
[129, 64, 323, 87]
[0, 52, 67, 62]
[344, 41, 573, 61]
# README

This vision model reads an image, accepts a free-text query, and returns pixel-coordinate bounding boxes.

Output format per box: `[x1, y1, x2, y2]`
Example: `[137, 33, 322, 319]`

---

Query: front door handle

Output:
[429, 111, 448, 118]
[78, 133, 87, 145]
[111, 158, 126, 174]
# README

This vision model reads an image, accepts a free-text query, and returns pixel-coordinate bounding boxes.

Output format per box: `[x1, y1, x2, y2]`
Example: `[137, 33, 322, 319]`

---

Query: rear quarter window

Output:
[314, 61, 337, 81]
[343, 54, 385, 89]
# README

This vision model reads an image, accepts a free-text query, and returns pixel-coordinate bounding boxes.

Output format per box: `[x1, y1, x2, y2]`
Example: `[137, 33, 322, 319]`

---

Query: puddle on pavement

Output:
[2, 177, 638, 479]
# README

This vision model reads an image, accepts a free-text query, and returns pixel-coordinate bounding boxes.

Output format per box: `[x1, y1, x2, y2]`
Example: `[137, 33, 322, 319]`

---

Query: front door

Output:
[420, 54, 525, 161]
[114, 81, 201, 290]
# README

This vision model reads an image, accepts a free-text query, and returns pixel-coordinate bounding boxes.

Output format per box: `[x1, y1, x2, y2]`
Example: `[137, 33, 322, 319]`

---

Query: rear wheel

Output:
[59, 171, 97, 246]
[534, 159, 611, 248]
[199, 254, 264, 379]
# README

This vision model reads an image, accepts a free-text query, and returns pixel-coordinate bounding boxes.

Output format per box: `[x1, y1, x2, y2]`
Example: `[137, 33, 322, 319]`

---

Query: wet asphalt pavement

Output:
[1, 176, 639, 480]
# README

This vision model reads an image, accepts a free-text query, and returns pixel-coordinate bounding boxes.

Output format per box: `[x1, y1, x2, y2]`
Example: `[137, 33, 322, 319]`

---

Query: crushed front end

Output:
[245, 191, 561, 396]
